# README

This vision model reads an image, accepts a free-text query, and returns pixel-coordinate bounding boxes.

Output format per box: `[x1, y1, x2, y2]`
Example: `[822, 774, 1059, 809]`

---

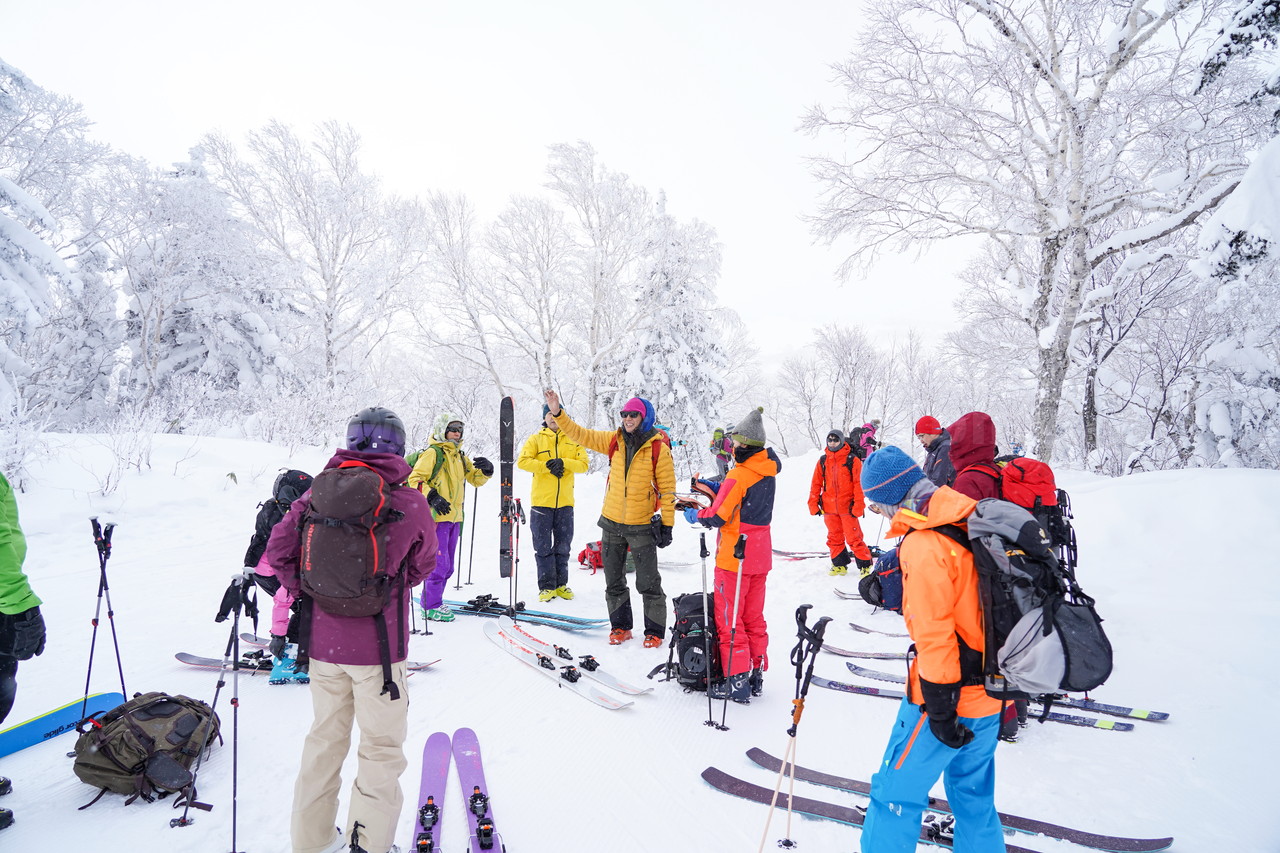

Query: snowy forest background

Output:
[4, 1, 1280, 487]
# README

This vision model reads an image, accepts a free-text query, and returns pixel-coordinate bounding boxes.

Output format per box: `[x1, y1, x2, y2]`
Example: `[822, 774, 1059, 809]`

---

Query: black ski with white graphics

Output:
[811, 676, 1133, 731]
[499, 396, 515, 580]
[702, 766, 1043, 853]
[745, 748, 1173, 852]
[844, 662, 1170, 722]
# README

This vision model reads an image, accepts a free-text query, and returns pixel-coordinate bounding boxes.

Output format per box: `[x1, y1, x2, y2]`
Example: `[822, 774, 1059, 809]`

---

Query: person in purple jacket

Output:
[264, 407, 437, 853]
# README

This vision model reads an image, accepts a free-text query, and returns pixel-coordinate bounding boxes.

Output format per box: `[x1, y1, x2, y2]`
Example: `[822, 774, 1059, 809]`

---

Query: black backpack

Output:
[934, 499, 1112, 703]
[649, 592, 721, 690]
[72, 692, 220, 810]
[297, 460, 407, 699]
[858, 547, 903, 614]
[244, 468, 313, 571]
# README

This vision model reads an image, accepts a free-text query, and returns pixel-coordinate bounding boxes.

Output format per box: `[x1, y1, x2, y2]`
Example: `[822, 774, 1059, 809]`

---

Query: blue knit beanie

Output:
[861, 446, 925, 506]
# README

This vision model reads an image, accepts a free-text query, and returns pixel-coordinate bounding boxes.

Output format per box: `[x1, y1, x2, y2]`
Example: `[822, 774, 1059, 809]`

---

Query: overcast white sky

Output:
[2, 0, 970, 361]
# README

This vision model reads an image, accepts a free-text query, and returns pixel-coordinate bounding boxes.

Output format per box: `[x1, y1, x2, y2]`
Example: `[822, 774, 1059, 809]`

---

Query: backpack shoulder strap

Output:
[930, 523, 971, 551]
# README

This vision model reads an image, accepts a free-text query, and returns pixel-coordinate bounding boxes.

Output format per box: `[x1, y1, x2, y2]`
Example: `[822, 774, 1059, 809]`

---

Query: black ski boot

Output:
[748, 667, 764, 697]
[709, 671, 752, 704]
[0, 807, 12, 830]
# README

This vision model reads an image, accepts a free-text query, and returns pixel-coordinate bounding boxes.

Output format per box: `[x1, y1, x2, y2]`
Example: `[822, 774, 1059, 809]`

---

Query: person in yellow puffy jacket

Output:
[543, 388, 676, 648]
[858, 446, 1003, 853]
[408, 412, 493, 621]
[518, 404, 589, 603]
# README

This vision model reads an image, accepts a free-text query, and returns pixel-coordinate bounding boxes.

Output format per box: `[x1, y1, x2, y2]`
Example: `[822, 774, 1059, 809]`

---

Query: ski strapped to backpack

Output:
[72, 692, 221, 810]
[297, 459, 408, 700]
[929, 499, 1112, 711]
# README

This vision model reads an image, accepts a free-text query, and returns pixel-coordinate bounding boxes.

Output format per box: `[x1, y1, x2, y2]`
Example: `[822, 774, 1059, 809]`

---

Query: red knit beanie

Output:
[914, 415, 943, 436]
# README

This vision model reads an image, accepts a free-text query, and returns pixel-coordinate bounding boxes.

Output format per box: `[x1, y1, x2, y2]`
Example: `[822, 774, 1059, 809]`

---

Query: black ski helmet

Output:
[346, 406, 407, 456]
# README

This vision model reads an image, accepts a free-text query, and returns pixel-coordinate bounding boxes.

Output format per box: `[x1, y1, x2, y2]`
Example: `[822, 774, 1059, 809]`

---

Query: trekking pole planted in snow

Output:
[80, 518, 126, 720]
[464, 483, 480, 585]
[508, 498, 526, 616]
[697, 531, 721, 731]
[758, 604, 832, 852]
[717, 533, 749, 730]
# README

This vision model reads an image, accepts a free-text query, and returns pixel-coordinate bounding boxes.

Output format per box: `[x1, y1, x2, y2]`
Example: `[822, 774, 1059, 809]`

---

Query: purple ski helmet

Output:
[346, 406, 407, 456]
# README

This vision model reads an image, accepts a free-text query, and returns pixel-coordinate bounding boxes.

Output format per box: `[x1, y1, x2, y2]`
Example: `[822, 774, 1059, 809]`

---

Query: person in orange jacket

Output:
[808, 429, 874, 576]
[686, 407, 780, 704]
[858, 446, 1003, 853]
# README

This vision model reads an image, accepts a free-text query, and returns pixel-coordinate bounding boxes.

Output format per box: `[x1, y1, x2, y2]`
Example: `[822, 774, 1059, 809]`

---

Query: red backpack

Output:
[991, 456, 1077, 573]
[577, 540, 603, 573]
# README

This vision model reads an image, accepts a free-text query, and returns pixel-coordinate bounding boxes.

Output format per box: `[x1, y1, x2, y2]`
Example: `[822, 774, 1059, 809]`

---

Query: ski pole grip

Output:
[699, 532, 709, 560]
[733, 534, 747, 560]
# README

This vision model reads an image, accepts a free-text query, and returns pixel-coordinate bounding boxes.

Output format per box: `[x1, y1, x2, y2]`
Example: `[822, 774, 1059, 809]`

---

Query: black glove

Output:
[269, 634, 287, 658]
[426, 488, 452, 515]
[919, 677, 975, 749]
[0, 606, 46, 660]
[546, 458, 565, 478]
[654, 523, 673, 549]
[472, 456, 494, 477]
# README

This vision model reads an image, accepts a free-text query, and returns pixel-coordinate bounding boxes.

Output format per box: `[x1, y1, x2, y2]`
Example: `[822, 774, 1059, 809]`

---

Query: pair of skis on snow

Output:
[442, 594, 610, 632]
[482, 618, 651, 710]
[704, 748, 1174, 852]
[414, 727, 503, 853]
[175, 633, 440, 676]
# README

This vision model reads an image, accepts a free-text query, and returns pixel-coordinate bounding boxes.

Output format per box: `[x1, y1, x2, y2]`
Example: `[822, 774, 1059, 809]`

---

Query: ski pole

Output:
[717, 533, 748, 730]
[465, 484, 479, 585]
[453, 514, 465, 591]
[759, 605, 832, 851]
[697, 531, 719, 730]
[81, 518, 126, 720]
[508, 498, 526, 616]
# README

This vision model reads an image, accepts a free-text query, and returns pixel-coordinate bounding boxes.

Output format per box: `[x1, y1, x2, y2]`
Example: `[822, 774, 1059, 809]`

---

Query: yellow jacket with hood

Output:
[407, 412, 491, 522]
[517, 427, 589, 508]
[552, 406, 676, 527]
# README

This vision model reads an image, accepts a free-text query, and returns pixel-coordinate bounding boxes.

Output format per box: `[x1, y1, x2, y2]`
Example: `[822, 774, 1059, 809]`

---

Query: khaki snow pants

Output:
[291, 659, 410, 853]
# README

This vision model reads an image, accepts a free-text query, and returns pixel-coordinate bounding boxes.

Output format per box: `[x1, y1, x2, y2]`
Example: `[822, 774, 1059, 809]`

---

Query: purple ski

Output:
[412, 731, 452, 853]
[453, 727, 505, 852]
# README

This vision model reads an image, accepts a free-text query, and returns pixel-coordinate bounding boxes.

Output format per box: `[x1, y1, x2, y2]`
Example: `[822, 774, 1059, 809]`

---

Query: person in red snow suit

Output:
[947, 412, 1001, 500]
[686, 407, 779, 704]
[808, 429, 874, 576]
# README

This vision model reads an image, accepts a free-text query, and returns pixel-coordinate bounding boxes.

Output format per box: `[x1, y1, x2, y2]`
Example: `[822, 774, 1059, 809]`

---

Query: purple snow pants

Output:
[420, 520, 461, 610]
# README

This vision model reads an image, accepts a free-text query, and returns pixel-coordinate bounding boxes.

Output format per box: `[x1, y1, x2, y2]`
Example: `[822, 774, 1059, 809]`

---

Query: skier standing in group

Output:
[947, 411, 1000, 500]
[244, 468, 313, 684]
[858, 446, 1003, 852]
[518, 404, 589, 603]
[709, 426, 733, 481]
[543, 388, 676, 647]
[685, 407, 779, 703]
[264, 406, 437, 853]
[915, 416, 955, 487]
[808, 429, 875, 576]
[0, 471, 46, 832]
[408, 413, 493, 622]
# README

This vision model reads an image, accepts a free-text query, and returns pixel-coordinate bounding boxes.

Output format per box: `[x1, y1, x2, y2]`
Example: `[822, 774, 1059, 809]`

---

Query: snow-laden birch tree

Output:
[544, 141, 651, 426]
[203, 121, 425, 390]
[805, 0, 1270, 460]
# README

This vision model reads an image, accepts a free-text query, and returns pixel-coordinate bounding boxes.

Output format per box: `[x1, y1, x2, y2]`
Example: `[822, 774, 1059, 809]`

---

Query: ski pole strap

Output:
[787, 608, 831, 735]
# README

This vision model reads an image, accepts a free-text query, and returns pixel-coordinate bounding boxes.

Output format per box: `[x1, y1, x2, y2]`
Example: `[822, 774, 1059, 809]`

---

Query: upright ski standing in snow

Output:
[498, 396, 515, 584]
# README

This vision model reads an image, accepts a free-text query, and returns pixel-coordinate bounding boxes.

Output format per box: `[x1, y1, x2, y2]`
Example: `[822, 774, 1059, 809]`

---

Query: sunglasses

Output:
[827, 437, 842, 443]
[620, 411, 642, 418]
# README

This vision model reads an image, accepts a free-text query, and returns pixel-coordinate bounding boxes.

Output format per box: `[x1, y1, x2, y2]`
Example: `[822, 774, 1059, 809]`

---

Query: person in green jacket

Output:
[0, 471, 47, 831]
[518, 405, 589, 602]
[407, 413, 493, 621]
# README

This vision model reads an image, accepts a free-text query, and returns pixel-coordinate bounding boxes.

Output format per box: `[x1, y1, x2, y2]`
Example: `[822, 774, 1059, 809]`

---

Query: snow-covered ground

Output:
[1, 433, 1272, 852]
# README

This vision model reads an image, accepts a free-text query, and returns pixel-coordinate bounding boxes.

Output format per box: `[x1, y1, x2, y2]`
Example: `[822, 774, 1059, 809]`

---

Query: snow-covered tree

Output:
[610, 203, 727, 469]
[805, 0, 1271, 461]
[203, 121, 424, 389]
[544, 141, 651, 426]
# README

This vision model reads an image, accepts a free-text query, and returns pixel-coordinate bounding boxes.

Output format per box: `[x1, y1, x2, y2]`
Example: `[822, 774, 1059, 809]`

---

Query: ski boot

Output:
[709, 671, 752, 704]
[538, 589, 556, 603]
[554, 585, 575, 600]
[424, 605, 455, 623]
[829, 548, 852, 576]
[855, 557, 875, 577]
[748, 667, 765, 697]
[269, 643, 310, 685]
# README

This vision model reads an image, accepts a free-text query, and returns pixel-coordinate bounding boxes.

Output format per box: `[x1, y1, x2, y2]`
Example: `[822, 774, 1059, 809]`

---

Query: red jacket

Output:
[808, 443, 865, 516]
[948, 412, 1000, 501]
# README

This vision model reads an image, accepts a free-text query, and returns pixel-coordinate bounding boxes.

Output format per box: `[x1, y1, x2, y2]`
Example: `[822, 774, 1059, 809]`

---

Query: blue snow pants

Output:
[860, 696, 1003, 853]
[530, 505, 574, 591]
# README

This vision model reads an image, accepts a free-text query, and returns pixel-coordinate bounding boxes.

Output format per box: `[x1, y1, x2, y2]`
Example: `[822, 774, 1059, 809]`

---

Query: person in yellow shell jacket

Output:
[408, 412, 493, 621]
[543, 388, 676, 648]
[518, 404, 590, 603]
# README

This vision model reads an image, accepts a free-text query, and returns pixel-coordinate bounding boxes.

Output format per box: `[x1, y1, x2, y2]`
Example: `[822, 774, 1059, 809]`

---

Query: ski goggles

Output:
[445, 422, 464, 435]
